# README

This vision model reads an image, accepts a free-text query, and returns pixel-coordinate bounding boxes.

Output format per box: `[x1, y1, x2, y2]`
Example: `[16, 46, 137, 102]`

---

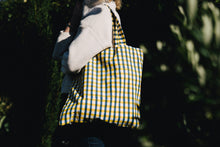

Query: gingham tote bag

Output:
[59, 6, 144, 128]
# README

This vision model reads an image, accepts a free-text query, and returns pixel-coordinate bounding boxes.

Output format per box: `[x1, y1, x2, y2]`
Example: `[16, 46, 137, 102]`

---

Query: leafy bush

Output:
[0, 0, 220, 147]
[138, 0, 220, 147]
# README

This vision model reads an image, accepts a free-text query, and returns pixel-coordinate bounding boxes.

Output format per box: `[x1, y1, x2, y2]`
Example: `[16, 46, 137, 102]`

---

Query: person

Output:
[52, 0, 83, 111]
[52, 0, 140, 146]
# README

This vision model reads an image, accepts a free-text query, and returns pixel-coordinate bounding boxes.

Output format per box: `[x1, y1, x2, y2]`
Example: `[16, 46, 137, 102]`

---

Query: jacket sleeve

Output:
[52, 31, 73, 60]
[67, 6, 113, 73]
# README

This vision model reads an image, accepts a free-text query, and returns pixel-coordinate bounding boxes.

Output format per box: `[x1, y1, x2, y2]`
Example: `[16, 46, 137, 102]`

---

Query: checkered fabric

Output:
[59, 6, 144, 128]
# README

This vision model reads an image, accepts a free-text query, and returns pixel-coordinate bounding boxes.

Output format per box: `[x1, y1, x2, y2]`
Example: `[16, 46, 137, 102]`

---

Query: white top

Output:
[52, 1, 121, 93]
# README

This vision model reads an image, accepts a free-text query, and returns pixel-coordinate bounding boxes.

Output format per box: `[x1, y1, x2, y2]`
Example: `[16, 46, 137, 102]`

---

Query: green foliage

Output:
[0, 96, 13, 145]
[137, 0, 220, 147]
[0, 0, 62, 146]
[0, 0, 220, 147]
[0, 96, 12, 131]
[41, 61, 63, 147]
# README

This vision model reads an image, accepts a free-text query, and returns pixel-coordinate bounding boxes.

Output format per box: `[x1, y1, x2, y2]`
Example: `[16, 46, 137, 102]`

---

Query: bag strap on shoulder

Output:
[105, 5, 127, 46]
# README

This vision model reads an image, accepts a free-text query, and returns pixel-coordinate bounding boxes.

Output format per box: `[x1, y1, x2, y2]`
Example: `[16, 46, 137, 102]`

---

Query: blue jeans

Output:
[53, 136, 104, 147]
[80, 137, 105, 147]
[52, 120, 138, 147]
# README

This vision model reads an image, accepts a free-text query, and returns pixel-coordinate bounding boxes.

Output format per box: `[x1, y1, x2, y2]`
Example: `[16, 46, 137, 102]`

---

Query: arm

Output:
[52, 31, 72, 60]
[52, 0, 83, 60]
[67, 6, 113, 73]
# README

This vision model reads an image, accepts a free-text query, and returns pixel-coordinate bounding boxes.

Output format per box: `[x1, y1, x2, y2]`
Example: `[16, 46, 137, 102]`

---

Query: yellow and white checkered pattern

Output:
[59, 6, 144, 128]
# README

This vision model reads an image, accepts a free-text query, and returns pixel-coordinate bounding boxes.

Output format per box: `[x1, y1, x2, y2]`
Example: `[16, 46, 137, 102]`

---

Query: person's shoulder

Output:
[86, 3, 111, 18]
[95, 3, 112, 20]
[96, 3, 112, 12]
[81, 3, 112, 27]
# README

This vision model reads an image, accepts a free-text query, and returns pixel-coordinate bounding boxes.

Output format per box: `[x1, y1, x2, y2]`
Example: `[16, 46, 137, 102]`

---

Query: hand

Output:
[64, 22, 71, 33]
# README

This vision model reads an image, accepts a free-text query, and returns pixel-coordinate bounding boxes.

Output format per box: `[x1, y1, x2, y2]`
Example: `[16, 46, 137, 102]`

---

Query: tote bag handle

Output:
[105, 5, 127, 46]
